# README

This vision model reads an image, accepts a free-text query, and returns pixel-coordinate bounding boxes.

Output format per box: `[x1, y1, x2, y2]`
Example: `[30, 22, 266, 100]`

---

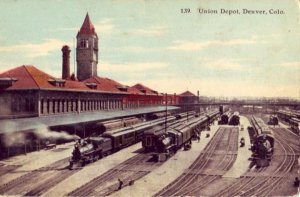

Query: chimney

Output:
[62, 45, 71, 79]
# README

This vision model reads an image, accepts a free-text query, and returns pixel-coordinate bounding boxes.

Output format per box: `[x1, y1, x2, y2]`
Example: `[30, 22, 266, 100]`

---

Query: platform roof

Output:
[0, 106, 179, 133]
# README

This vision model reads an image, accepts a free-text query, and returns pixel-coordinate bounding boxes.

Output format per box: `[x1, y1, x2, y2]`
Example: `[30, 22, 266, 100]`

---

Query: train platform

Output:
[112, 120, 220, 197]
[0, 142, 74, 186]
[42, 143, 141, 197]
[222, 115, 252, 178]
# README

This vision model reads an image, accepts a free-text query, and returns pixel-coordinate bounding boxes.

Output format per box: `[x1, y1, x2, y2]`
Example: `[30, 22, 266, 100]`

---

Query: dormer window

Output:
[48, 79, 66, 87]
[80, 39, 89, 48]
[116, 85, 128, 92]
[0, 77, 18, 89]
[140, 89, 146, 93]
[86, 82, 97, 89]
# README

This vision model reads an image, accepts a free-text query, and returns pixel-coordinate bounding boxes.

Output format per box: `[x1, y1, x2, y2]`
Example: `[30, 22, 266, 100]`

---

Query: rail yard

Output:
[0, 108, 299, 197]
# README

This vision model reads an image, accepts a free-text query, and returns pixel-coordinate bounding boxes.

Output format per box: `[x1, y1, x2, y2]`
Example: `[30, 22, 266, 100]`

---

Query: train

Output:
[228, 114, 240, 126]
[142, 109, 220, 161]
[218, 112, 231, 125]
[249, 116, 275, 167]
[267, 115, 278, 125]
[277, 109, 300, 135]
[68, 111, 191, 169]
[290, 118, 300, 135]
[277, 110, 300, 121]
[142, 112, 197, 152]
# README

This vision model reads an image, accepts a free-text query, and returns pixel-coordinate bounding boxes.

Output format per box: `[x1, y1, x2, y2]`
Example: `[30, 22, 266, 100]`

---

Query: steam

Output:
[33, 125, 80, 141]
[3, 132, 26, 147]
[0, 121, 79, 148]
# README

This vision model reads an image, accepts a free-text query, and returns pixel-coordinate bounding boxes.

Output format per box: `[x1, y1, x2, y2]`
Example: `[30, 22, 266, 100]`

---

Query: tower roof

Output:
[77, 13, 97, 36]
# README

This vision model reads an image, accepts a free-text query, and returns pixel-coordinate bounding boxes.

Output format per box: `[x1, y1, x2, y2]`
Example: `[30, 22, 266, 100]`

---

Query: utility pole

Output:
[165, 93, 167, 132]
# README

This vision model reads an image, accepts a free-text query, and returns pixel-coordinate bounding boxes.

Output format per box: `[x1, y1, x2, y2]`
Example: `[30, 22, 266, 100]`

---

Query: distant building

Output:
[178, 91, 198, 104]
[0, 13, 181, 119]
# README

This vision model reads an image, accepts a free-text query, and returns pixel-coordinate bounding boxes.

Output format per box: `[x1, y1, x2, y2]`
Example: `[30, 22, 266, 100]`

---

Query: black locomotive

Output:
[218, 112, 230, 125]
[142, 109, 219, 161]
[267, 115, 278, 125]
[249, 116, 274, 168]
[228, 114, 240, 126]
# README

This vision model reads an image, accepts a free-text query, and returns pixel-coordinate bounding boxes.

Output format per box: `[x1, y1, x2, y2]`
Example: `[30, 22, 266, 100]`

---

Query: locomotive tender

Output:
[250, 116, 275, 167]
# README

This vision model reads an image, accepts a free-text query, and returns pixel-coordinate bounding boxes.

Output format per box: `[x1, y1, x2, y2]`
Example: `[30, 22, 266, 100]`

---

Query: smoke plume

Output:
[0, 121, 79, 148]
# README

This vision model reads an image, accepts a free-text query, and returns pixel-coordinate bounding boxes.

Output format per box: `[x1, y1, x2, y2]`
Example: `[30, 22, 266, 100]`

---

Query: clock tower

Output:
[76, 13, 98, 81]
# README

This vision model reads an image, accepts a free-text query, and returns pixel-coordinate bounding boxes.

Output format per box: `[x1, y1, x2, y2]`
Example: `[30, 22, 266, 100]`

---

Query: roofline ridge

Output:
[23, 65, 41, 90]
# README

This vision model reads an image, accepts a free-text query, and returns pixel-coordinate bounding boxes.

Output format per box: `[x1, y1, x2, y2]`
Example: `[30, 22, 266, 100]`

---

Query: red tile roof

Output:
[77, 13, 97, 37]
[179, 90, 196, 97]
[0, 65, 54, 90]
[131, 83, 158, 95]
[0, 65, 160, 95]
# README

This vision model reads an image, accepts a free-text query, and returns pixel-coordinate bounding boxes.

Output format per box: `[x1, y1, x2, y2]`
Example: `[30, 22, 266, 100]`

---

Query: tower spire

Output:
[77, 12, 97, 36]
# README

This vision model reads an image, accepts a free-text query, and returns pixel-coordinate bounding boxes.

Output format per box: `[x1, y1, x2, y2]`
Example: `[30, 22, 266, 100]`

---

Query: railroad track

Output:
[0, 164, 22, 177]
[68, 117, 203, 197]
[0, 157, 78, 196]
[214, 118, 297, 196]
[156, 127, 239, 196]
[68, 153, 158, 196]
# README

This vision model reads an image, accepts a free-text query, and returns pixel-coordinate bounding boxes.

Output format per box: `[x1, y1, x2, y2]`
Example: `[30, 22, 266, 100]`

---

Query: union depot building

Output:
[0, 14, 198, 119]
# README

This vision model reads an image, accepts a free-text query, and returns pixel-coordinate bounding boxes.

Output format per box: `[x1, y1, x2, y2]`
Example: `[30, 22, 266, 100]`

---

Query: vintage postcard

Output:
[0, 0, 299, 196]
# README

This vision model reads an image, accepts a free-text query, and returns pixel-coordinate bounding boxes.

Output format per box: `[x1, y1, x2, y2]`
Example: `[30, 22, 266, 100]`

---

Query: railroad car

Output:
[228, 115, 240, 126]
[250, 116, 275, 167]
[145, 109, 219, 161]
[277, 110, 300, 123]
[97, 117, 141, 132]
[142, 112, 197, 152]
[290, 118, 300, 135]
[267, 115, 278, 125]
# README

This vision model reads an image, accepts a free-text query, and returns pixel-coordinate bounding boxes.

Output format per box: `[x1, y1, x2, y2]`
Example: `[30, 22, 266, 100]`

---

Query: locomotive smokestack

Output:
[62, 45, 71, 79]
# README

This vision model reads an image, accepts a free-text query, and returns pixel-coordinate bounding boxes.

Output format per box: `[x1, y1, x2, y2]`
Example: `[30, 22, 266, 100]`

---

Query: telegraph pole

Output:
[165, 93, 167, 132]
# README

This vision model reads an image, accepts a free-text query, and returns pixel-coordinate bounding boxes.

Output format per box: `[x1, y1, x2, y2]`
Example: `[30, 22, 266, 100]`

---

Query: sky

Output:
[0, 0, 299, 98]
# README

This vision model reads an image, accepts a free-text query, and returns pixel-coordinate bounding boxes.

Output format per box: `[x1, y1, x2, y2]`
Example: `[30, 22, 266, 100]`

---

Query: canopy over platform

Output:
[0, 106, 179, 132]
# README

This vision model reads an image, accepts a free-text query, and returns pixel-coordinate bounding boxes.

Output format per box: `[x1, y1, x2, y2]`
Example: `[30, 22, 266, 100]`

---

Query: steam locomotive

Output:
[68, 112, 190, 169]
[218, 112, 231, 125]
[142, 109, 219, 161]
[249, 116, 275, 167]
[267, 115, 278, 125]
[228, 113, 240, 126]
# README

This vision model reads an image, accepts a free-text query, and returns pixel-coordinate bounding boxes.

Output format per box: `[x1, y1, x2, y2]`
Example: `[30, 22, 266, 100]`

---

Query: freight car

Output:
[143, 109, 219, 161]
[69, 112, 187, 169]
[249, 116, 275, 168]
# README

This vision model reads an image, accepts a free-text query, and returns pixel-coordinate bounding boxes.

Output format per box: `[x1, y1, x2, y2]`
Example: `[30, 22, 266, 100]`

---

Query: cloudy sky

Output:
[0, 0, 299, 98]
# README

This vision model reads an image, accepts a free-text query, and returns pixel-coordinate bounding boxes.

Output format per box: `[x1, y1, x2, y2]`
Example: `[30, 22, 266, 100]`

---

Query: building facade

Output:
[0, 14, 182, 120]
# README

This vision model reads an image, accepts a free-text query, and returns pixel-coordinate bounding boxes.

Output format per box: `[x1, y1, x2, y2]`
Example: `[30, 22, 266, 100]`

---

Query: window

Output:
[80, 39, 89, 48]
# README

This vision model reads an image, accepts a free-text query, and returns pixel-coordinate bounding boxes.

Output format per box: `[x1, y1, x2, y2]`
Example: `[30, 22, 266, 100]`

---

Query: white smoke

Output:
[0, 121, 79, 148]
[33, 125, 80, 140]
[3, 132, 26, 147]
